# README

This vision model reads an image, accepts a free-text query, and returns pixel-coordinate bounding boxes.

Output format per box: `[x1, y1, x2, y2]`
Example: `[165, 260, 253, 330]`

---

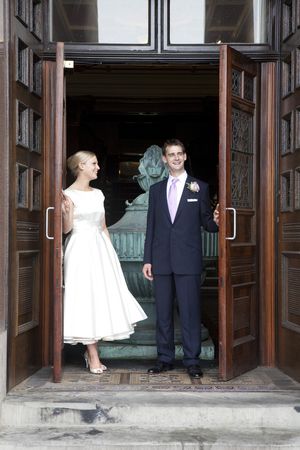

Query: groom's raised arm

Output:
[200, 183, 219, 233]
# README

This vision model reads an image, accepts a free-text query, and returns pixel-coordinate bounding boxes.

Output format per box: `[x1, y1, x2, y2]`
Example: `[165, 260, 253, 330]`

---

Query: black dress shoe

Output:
[148, 362, 174, 374]
[187, 365, 203, 378]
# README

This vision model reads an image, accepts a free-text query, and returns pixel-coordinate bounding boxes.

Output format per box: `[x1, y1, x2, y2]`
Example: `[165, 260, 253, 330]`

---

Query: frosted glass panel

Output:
[52, 0, 149, 44]
[169, 0, 205, 44]
[169, 0, 267, 44]
[98, 0, 148, 44]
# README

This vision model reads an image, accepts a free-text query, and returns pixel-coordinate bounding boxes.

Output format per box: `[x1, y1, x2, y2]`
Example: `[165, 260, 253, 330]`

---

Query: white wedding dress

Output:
[63, 188, 147, 345]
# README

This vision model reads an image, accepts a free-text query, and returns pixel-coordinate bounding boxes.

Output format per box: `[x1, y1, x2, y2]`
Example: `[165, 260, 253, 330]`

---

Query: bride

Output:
[62, 151, 147, 374]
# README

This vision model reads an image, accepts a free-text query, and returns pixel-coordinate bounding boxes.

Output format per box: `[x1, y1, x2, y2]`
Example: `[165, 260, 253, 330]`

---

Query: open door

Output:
[44, 43, 65, 383]
[8, 5, 45, 389]
[218, 45, 259, 381]
[53, 42, 65, 383]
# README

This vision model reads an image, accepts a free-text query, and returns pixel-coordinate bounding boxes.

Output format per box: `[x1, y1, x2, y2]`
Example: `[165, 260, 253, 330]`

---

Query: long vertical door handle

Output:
[225, 207, 237, 240]
[46, 207, 54, 240]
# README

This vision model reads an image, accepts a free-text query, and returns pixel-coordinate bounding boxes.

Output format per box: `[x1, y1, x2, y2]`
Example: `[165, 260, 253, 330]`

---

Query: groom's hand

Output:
[143, 263, 153, 281]
[213, 203, 219, 226]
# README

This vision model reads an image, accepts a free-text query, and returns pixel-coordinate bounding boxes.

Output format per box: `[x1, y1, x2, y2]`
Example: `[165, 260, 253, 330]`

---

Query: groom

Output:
[142, 139, 219, 378]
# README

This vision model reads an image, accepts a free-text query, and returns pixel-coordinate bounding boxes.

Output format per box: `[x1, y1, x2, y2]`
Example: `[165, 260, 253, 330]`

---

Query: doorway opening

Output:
[63, 63, 220, 375]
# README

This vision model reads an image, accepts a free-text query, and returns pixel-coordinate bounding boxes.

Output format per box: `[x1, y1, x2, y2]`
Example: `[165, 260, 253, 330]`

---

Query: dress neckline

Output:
[67, 188, 95, 192]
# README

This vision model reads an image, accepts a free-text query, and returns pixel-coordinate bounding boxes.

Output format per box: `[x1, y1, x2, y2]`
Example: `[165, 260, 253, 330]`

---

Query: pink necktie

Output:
[168, 178, 179, 223]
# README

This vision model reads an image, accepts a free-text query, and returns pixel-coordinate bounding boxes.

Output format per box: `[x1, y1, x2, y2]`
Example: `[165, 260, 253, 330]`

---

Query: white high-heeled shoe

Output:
[83, 352, 107, 374]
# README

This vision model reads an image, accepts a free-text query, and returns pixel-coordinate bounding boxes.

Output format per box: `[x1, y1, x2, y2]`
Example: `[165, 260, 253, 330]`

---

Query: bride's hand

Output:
[61, 192, 72, 215]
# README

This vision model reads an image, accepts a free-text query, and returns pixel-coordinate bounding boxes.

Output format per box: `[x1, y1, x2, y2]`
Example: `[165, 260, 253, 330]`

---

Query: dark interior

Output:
[66, 64, 219, 225]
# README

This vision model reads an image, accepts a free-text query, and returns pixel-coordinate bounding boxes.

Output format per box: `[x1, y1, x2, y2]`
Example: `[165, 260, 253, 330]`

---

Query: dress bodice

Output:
[64, 188, 105, 232]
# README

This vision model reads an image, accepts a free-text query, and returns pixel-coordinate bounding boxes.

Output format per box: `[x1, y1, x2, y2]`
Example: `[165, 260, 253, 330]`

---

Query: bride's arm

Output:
[62, 193, 74, 234]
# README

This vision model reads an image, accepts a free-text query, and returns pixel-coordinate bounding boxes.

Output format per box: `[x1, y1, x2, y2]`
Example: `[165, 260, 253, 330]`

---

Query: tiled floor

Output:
[11, 360, 300, 393]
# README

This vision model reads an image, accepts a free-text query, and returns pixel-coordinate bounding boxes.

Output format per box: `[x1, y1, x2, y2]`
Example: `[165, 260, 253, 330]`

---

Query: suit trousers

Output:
[153, 274, 202, 367]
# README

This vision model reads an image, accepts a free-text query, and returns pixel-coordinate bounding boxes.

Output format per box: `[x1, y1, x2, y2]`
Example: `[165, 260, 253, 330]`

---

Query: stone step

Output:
[2, 390, 300, 430]
[0, 425, 300, 449]
[111, 323, 210, 345]
[100, 337, 214, 360]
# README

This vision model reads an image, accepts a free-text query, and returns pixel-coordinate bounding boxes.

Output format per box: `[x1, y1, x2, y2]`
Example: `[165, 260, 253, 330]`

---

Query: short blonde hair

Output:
[67, 151, 96, 177]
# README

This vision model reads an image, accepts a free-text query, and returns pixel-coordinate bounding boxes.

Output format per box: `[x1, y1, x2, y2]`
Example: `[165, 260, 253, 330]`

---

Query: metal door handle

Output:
[45, 207, 54, 240]
[225, 207, 236, 240]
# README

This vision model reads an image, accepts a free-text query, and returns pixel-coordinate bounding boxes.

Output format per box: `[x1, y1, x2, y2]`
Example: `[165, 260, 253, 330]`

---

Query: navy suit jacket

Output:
[143, 176, 218, 275]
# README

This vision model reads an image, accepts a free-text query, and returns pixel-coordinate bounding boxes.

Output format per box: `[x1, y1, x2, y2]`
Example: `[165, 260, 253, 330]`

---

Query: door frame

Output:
[41, 56, 277, 379]
[259, 62, 276, 367]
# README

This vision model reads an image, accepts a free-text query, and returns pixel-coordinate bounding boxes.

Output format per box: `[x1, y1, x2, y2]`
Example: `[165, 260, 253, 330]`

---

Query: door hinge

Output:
[64, 60, 74, 69]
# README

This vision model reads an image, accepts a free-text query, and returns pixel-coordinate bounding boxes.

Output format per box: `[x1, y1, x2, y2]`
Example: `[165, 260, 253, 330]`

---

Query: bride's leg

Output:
[86, 342, 107, 370]
[86, 342, 101, 368]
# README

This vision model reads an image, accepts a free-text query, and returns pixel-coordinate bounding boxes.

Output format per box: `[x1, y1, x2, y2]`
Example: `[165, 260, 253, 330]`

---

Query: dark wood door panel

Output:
[8, 1, 44, 389]
[219, 45, 259, 381]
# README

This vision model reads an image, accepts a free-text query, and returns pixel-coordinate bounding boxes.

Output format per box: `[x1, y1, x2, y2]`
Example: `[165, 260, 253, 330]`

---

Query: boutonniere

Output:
[186, 181, 200, 193]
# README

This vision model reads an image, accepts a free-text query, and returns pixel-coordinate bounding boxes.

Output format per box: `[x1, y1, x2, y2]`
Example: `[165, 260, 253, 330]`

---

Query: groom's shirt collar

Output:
[168, 171, 187, 183]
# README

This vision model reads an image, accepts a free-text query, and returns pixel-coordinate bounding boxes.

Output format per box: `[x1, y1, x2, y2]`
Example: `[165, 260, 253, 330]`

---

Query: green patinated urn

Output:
[103, 145, 217, 360]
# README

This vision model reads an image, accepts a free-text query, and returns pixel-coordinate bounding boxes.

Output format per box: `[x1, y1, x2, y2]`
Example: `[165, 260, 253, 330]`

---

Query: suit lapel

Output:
[160, 179, 171, 222]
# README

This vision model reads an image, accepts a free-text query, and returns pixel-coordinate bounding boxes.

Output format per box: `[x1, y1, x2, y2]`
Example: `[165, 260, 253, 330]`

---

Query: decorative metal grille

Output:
[16, 164, 28, 208]
[17, 101, 29, 148]
[232, 69, 242, 97]
[17, 39, 29, 87]
[281, 170, 293, 211]
[295, 167, 300, 210]
[31, 169, 41, 210]
[296, 108, 300, 150]
[31, 0, 42, 40]
[282, 57, 293, 96]
[32, 111, 41, 153]
[281, 114, 293, 154]
[231, 108, 253, 209]
[282, 0, 294, 40]
[244, 75, 254, 102]
[296, 48, 300, 88]
[15, 0, 28, 26]
[32, 53, 42, 96]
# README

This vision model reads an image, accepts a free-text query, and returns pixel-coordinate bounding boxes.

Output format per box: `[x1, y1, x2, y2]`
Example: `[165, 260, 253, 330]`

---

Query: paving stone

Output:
[1, 364, 300, 448]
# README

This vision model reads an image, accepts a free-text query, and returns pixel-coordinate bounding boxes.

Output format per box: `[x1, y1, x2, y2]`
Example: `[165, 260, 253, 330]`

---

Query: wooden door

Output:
[53, 42, 65, 383]
[218, 45, 259, 381]
[44, 43, 65, 383]
[277, 5, 300, 381]
[8, 0, 44, 389]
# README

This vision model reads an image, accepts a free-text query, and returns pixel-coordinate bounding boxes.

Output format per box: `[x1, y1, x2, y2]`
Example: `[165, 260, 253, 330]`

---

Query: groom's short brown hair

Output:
[162, 139, 186, 156]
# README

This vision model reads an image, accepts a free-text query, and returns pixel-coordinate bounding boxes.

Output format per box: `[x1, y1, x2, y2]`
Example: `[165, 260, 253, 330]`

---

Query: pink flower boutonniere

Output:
[186, 181, 200, 193]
